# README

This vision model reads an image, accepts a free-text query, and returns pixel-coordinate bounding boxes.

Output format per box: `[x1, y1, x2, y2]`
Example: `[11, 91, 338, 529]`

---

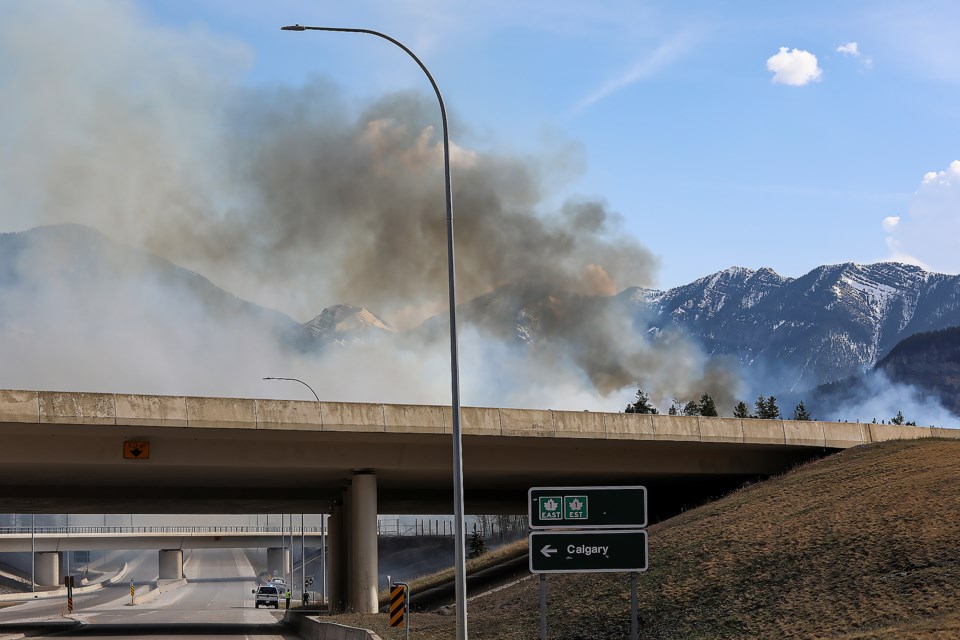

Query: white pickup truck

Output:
[253, 584, 280, 609]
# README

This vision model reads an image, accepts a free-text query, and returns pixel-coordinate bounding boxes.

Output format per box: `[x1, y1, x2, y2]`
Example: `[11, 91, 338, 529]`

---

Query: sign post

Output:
[529, 486, 648, 640]
[539, 574, 547, 640]
[64, 575, 74, 613]
[389, 582, 410, 640]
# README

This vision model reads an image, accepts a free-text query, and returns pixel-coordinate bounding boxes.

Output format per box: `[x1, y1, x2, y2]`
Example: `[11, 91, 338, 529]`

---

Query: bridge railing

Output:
[0, 521, 459, 537]
[0, 525, 326, 535]
[376, 518, 455, 537]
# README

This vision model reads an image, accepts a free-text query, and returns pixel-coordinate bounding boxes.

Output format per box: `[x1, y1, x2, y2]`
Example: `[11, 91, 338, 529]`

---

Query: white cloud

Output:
[766, 47, 822, 86]
[837, 41, 860, 57]
[574, 30, 700, 113]
[836, 41, 873, 69]
[883, 160, 960, 274]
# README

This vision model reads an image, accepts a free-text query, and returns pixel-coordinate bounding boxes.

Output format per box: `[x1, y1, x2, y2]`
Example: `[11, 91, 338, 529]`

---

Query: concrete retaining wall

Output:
[130, 577, 187, 605]
[0, 562, 129, 602]
[288, 614, 382, 640]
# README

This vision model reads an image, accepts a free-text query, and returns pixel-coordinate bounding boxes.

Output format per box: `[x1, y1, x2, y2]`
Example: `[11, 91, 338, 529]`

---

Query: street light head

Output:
[281, 24, 307, 31]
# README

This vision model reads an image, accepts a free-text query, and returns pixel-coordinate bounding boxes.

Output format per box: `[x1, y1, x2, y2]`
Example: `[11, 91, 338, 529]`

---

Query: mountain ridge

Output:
[2, 224, 958, 412]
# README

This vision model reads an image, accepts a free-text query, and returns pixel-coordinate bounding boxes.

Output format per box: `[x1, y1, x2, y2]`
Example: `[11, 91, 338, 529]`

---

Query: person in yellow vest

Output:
[285, 589, 291, 609]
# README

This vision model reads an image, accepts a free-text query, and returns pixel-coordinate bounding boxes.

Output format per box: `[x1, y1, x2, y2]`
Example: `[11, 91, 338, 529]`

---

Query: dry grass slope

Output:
[338, 439, 960, 639]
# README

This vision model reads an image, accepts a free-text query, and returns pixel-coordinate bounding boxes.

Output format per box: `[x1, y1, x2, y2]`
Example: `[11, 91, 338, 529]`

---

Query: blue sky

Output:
[3, 0, 959, 297]
[130, 0, 960, 290]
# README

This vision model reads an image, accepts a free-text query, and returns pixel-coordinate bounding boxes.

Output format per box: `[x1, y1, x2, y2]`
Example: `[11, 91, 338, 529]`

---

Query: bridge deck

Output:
[0, 390, 951, 515]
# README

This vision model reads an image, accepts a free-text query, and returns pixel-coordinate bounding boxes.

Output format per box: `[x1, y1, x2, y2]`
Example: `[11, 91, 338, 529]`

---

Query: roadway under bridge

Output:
[1, 389, 951, 613]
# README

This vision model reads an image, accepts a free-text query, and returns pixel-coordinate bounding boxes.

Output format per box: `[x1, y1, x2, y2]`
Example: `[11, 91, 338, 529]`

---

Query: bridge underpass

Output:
[0, 529, 325, 586]
[0, 389, 944, 613]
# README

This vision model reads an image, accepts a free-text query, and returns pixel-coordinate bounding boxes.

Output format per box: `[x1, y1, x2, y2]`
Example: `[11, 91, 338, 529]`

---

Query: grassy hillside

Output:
[338, 438, 960, 639]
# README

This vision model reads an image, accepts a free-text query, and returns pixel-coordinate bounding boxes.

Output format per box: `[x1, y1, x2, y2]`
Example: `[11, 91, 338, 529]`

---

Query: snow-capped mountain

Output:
[624, 262, 960, 390]
[4, 224, 959, 399]
[303, 304, 395, 346]
[453, 263, 960, 393]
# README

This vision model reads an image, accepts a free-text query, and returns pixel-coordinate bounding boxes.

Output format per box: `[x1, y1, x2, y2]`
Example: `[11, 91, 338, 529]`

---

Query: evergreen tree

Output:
[754, 395, 768, 418]
[753, 395, 781, 419]
[468, 522, 487, 559]
[625, 389, 658, 414]
[698, 393, 719, 417]
[792, 401, 812, 421]
[753, 395, 767, 420]
[891, 411, 905, 426]
[682, 400, 700, 416]
[733, 401, 750, 419]
[764, 396, 781, 419]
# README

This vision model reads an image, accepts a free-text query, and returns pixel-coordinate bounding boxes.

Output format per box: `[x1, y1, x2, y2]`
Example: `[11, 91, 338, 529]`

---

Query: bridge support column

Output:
[158, 549, 183, 580]
[327, 503, 345, 613]
[343, 482, 353, 609]
[35, 552, 60, 586]
[267, 547, 289, 579]
[350, 472, 378, 614]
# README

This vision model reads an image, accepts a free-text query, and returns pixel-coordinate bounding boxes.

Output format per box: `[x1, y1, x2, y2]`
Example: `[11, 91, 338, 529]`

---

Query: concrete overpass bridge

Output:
[1, 389, 952, 613]
[0, 526, 325, 553]
[0, 527, 326, 586]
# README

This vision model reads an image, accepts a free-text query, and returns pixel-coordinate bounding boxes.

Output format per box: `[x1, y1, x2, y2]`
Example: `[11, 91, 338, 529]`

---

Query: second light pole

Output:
[281, 24, 468, 639]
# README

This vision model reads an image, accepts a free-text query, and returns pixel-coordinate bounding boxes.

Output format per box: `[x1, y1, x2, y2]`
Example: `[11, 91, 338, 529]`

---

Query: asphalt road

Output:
[0, 548, 298, 639]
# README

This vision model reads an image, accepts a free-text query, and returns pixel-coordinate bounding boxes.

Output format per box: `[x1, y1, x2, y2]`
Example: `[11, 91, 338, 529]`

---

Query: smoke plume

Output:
[0, 0, 739, 410]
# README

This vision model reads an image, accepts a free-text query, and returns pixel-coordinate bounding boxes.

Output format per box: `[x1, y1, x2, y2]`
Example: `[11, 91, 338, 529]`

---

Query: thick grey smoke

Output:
[143, 89, 660, 325]
[0, 2, 656, 323]
[0, 0, 739, 410]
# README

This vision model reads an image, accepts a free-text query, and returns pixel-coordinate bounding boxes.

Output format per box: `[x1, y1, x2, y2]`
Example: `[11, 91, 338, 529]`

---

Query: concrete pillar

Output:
[267, 547, 289, 579]
[327, 503, 345, 613]
[343, 482, 354, 609]
[35, 552, 60, 587]
[158, 549, 183, 580]
[350, 472, 378, 614]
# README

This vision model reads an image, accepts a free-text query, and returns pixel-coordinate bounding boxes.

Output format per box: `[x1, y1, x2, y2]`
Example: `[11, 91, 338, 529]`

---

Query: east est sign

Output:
[528, 486, 647, 529]
[528, 529, 648, 574]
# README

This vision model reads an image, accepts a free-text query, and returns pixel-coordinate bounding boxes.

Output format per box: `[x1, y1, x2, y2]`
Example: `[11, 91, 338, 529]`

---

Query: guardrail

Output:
[0, 525, 325, 535]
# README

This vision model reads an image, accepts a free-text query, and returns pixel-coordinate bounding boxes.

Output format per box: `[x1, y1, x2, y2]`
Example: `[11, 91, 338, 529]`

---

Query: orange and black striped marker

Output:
[389, 584, 406, 628]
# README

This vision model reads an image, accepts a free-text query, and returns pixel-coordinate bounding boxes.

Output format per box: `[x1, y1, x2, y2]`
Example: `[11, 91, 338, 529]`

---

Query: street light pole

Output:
[262, 377, 320, 402]
[281, 24, 468, 639]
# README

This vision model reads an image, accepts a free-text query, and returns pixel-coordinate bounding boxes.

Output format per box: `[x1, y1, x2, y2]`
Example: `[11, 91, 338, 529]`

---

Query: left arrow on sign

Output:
[540, 545, 557, 558]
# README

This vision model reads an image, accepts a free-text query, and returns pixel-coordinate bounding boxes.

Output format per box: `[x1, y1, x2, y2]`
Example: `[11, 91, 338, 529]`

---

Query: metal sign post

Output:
[529, 485, 648, 639]
[539, 574, 547, 640]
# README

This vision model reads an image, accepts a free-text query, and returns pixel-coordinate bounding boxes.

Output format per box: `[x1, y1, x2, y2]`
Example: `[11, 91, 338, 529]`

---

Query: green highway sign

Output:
[528, 486, 647, 529]
[529, 530, 648, 574]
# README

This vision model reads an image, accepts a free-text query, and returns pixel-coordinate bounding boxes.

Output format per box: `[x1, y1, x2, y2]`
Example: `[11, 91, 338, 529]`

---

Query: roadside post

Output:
[64, 575, 74, 613]
[389, 581, 410, 640]
[130, 578, 135, 605]
[528, 486, 648, 640]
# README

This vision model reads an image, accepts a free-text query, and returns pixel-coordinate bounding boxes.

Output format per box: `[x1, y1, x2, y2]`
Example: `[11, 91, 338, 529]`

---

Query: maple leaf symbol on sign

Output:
[544, 499, 559, 511]
[569, 498, 583, 511]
